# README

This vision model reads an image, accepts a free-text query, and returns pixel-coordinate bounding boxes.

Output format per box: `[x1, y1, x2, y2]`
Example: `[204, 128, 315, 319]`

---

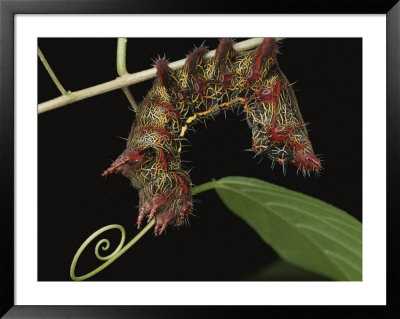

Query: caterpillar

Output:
[103, 38, 321, 235]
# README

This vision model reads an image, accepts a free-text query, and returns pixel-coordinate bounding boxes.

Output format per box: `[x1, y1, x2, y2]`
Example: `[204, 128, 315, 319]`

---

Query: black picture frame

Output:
[1, 0, 399, 318]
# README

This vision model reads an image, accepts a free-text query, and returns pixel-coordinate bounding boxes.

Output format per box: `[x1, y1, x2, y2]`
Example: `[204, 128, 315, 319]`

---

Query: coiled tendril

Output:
[70, 220, 155, 281]
[69, 180, 213, 281]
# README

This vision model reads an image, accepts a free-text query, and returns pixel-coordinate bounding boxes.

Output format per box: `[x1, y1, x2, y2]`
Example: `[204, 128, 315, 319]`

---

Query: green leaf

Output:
[211, 176, 362, 281]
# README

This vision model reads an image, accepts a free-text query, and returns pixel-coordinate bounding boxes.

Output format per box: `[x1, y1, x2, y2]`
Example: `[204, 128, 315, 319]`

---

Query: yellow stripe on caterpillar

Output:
[179, 124, 188, 137]
[186, 115, 197, 124]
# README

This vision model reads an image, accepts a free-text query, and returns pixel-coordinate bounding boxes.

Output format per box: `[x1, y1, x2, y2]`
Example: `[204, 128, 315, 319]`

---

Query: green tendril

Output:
[70, 184, 215, 281]
[70, 220, 154, 281]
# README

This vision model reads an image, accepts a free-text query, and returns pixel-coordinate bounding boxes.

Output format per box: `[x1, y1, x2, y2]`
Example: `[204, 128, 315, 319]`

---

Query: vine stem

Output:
[69, 182, 219, 281]
[38, 47, 71, 98]
[39, 38, 285, 114]
[116, 38, 138, 112]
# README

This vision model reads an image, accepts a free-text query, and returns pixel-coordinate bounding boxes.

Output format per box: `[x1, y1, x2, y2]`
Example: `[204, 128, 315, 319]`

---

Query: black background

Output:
[38, 38, 362, 281]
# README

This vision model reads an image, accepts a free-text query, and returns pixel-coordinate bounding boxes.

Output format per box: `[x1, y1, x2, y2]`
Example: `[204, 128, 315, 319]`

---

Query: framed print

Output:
[1, 0, 399, 318]
[38, 36, 363, 284]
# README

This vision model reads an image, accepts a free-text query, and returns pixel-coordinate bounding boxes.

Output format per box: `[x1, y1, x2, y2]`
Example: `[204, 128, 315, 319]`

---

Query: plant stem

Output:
[116, 38, 138, 112]
[39, 38, 285, 114]
[38, 47, 70, 97]
[116, 38, 128, 75]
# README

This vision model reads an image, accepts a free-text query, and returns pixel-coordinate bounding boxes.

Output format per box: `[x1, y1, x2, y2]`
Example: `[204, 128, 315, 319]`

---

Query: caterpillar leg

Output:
[137, 171, 192, 235]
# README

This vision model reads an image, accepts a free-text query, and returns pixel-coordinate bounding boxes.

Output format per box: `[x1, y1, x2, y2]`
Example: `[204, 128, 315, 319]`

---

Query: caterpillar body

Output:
[103, 38, 321, 235]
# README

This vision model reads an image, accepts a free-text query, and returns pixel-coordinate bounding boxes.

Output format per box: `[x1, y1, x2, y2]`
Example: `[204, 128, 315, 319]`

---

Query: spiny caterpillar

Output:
[103, 38, 321, 235]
